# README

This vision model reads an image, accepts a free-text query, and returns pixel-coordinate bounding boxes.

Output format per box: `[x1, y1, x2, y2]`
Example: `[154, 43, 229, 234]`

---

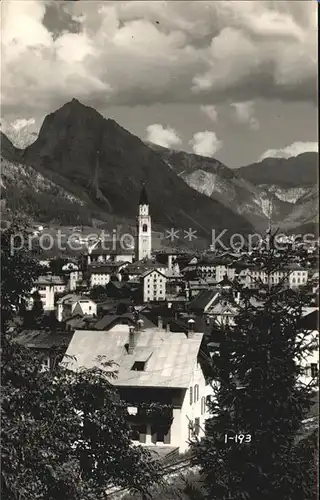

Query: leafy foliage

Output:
[1, 219, 42, 331]
[31, 291, 44, 323]
[122, 471, 207, 500]
[89, 285, 108, 302]
[193, 233, 318, 500]
[1, 342, 161, 499]
[1, 221, 161, 498]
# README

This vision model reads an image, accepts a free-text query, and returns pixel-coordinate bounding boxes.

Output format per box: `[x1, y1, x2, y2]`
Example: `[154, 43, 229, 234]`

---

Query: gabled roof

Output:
[95, 313, 135, 330]
[90, 241, 134, 256]
[126, 262, 165, 275]
[64, 327, 203, 389]
[298, 310, 318, 331]
[140, 268, 166, 279]
[90, 263, 127, 274]
[94, 313, 157, 332]
[37, 275, 66, 286]
[56, 294, 83, 305]
[189, 290, 219, 312]
[14, 330, 73, 350]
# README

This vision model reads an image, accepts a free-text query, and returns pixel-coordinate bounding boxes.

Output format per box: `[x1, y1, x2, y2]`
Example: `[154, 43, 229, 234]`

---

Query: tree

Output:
[89, 285, 107, 301]
[1, 221, 161, 498]
[193, 233, 318, 500]
[31, 290, 44, 325]
[1, 340, 160, 499]
[1, 219, 41, 332]
[49, 257, 69, 276]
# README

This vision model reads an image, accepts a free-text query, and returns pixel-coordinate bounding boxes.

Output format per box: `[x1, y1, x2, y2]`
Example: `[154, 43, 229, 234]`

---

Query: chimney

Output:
[128, 325, 136, 354]
[137, 318, 144, 331]
[158, 316, 163, 329]
[187, 319, 195, 338]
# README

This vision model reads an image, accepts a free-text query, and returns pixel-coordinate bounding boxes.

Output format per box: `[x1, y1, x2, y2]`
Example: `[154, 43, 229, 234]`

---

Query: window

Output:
[189, 387, 193, 405]
[194, 384, 199, 402]
[151, 425, 171, 444]
[131, 361, 145, 371]
[188, 421, 193, 440]
[311, 364, 318, 378]
[130, 424, 147, 443]
[201, 396, 206, 415]
[194, 418, 200, 436]
[142, 224, 148, 232]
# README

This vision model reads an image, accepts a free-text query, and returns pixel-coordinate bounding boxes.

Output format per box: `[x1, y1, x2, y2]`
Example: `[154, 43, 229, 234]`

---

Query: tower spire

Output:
[139, 182, 149, 205]
[136, 182, 152, 261]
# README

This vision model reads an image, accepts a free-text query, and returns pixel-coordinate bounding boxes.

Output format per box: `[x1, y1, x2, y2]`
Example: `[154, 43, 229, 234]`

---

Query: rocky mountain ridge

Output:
[148, 144, 316, 231]
[1, 99, 317, 237]
[1, 99, 253, 241]
[237, 152, 317, 188]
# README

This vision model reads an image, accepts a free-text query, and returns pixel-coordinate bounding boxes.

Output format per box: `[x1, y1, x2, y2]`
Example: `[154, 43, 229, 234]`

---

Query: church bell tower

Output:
[136, 183, 152, 261]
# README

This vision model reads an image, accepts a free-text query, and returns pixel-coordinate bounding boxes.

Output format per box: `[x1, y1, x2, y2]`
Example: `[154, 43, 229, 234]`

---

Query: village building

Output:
[27, 275, 67, 311]
[56, 293, 97, 322]
[63, 321, 213, 454]
[140, 269, 167, 303]
[14, 330, 73, 370]
[88, 261, 128, 287]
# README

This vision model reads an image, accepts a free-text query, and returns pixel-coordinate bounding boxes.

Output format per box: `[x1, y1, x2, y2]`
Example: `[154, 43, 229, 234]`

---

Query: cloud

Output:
[190, 131, 222, 157]
[200, 105, 218, 122]
[146, 124, 182, 148]
[231, 101, 259, 130]
[0, 0, 317, 118]
[259, 141, 318, 160]
[11, 118, 36, 131]
[1, 117, 38, 148]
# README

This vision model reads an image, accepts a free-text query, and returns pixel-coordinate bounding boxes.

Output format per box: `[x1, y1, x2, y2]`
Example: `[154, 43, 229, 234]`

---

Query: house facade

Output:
[89, 262, 128, 288]
[63, 324, 213, 453]
[28, 275, 66, 311]
[56, 294, 97, 322]
[141, 269, 167, 303]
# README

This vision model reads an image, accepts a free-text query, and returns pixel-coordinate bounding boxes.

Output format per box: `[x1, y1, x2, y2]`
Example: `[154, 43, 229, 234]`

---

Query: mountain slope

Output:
[20, 99, 253, 239]
[237, 153, 318, 188]
[0, 131, 22, 162]
[280, 186, 318, 233]
[0, 154, 93, 225]
[149, 144, 293, 231]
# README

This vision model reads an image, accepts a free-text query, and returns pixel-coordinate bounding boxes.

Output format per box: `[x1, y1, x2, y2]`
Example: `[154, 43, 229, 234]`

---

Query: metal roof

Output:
[14, 330, 73, 349]
[64, 327, 203, 389]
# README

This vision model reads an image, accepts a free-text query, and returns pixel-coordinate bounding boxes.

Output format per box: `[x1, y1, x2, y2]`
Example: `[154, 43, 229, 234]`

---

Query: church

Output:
[135, 183, 152, 261]
[86, 184, 153, 266]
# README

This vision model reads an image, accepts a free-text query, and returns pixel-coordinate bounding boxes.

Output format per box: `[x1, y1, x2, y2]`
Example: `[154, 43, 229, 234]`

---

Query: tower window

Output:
[142, 224, 148, 232]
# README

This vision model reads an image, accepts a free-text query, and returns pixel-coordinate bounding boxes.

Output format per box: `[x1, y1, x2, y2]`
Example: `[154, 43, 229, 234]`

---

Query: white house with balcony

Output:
[63, 322, 213, 454]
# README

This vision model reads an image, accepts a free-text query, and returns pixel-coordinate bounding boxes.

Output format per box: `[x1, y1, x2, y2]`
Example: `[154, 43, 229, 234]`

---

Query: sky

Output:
[1, 0, 318, 167]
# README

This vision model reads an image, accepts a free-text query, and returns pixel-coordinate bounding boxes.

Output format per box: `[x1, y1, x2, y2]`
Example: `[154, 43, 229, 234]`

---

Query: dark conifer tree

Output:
[193, 232, 318, 500]
[31, 290, 44, 324]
